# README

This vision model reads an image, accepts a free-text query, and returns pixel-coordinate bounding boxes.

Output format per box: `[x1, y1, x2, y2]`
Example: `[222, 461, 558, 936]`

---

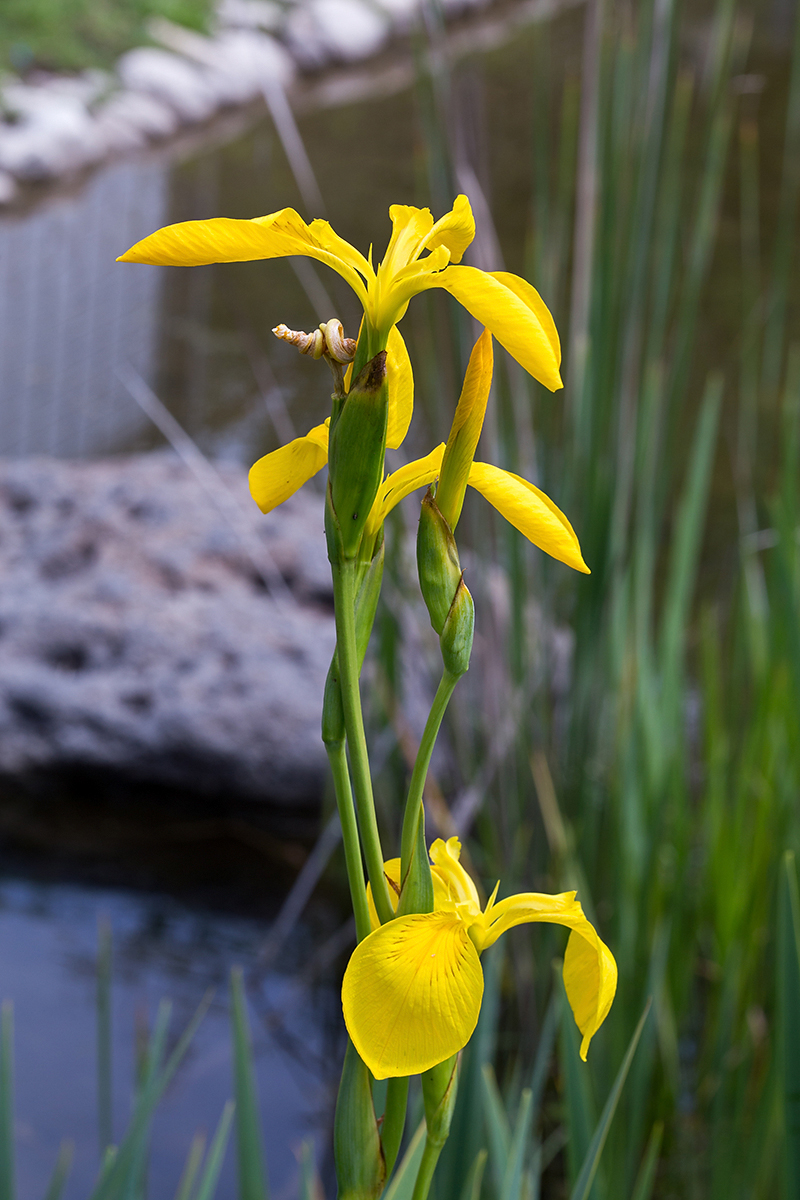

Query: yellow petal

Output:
[488, 272, 560, 367]
[118, 209, 368, 306]
[248, 422, 329, 513]
[307, 218, 374, 281]
[382, 205, 434, 275]
[366, 857, 451, 930]
[481, 891, 617, 1060]
[429, 838, 481, 911]
[430, 267, 563, 391]
[342, 911, 484, 1078]
[436, 329, 493, 530]
[366, 444, 445, 537]
[420, 194, 475, 264]
[386, 326, 414, 449]
[468, 462, 589, 573]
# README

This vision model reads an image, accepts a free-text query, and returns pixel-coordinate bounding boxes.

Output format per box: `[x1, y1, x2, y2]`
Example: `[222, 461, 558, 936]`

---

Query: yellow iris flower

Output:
[117, 194, 562, 390]
[344, 837, 617, 1080]
[247, 328, 588, 574]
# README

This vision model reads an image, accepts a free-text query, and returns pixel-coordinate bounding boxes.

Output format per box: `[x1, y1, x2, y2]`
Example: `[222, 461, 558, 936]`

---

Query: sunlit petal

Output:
[429, 838, 481, 911]
[427, 266, 563, 391]
[436, 329, 493, 530]
[383, 205, 434, 275]
[419, 194, 475, 264]
[308, 218, 374, 281]
[481, 890, 617, 1059]
[248, 422, 329, 513]
[468, 462, 589, 573]
[342, 911, 484, 1078]
[386, 326, 414, 449]
[488, 272, 560, 367]
[366, 444, 445, 537]
[118, 209, 369, 305]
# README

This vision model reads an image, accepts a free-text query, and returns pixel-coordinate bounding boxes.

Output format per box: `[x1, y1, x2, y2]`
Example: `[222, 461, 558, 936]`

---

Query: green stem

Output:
[400, 670, 459, 879]
[410, 1136, 445, 1200]
[326, 742, 371, 943]
[381, 1076, 409, 1178]
[332, 558, 394, 925]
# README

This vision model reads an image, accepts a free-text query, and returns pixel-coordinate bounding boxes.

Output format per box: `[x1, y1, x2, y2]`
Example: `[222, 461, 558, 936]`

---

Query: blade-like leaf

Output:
[42, 1142, 73, 1200]
[0, 1002, 15, 1200]
[381, 1120, 426, 1200]
[481, 1063, 511, 1198]
[501, 1088, 533, 1200]
[173, 1135, 206, 1200]
[459, 1149, 487, 1200]
[193, 1102, 235, 1200]
[778, 851, 800, 1196]
[570, 1001, 652, 1200]
[630, 1122, 663, 1200]
[230, 968, 269, 1200]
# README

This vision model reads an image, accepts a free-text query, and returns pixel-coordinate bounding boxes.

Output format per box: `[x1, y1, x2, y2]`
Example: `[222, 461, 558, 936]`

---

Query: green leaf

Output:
[381, 1119, 426, 1200]
[173, 1135, 206, 1200]
[778, 851, 800, 1196]
[42, 1142, 73, 1200]
[501, 1089, 533, 1200]
[0, 1002, 15, 1200]
[193, 1102, 235, 1200]
[630, 1122, 663, 1200]
[481, 1064, 511, 1198]
[230, 969, 269, 1200]
[570, 1001, 652, 1200]
[459, 1150, 487, 1200]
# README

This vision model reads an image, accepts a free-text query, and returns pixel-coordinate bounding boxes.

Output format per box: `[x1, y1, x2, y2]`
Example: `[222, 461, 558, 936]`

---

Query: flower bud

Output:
[417, 490, 462, 636]
[328, 352, 389, 561]
[421, 1055, 459, 1148]
[334, 1040, 386, 1200]
[439, 575, 474, 679]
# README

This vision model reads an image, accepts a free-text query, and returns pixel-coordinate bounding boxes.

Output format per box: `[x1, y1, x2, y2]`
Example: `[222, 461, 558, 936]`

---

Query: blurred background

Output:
[1, 0, 799, 1197]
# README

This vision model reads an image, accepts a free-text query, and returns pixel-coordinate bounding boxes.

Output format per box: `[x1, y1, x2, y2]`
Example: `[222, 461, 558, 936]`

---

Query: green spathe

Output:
[334, 1041, 386, 1200]
[328, 352, 389, 561]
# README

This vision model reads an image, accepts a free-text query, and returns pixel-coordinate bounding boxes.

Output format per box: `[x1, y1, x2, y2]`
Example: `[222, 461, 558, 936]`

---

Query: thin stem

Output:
[326, 742, 371, 943]
[381, 1076, 409, 1178]
[332, 558, 394, 925]
[400, 670, 459, 878]
[410, 1136, 444, 1200]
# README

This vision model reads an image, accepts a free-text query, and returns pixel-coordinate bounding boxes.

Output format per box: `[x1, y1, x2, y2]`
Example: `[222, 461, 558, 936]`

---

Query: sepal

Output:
[334, 1040, 386, 1200]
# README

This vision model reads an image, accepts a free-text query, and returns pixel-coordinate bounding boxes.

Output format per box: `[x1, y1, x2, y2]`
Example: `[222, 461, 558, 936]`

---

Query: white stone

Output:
[0, 170, 17, 205]
[147, 20, 294, 106]
[281, 5, 334, 70]
[307, 0, 390, 61]
[215, 0, 284, 31]
[0, 87, 104, 180]
[93, 89, 180, 145]
[372, 0, 422, 29]
[116, 47, 219, 123]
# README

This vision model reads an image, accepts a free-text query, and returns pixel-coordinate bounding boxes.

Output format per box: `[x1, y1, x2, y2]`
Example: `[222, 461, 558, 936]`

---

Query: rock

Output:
[285, 0, 390, 65]
[147, 20, 295, 106]
[0, 83, 104, 180]
[93, 90, 180, 147]
[116, 48, 219, 123]
[0, 171, 17, 205]
[0, 453, 335, 806]
[215, 0, 285, 30]
[372, 0, 423, 30]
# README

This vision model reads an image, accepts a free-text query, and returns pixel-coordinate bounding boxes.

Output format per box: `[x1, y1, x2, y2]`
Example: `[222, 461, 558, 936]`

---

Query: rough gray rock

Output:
[0, 453, 335, 805]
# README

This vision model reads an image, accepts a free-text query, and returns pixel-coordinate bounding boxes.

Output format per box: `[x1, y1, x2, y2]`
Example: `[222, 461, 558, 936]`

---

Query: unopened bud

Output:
[439, 575, 474, 678]
[417, 490, 462, 636]
[334, 1040, 386, 1200]
[421, 1055, 459, 1148]
[328, 352, 389, 561]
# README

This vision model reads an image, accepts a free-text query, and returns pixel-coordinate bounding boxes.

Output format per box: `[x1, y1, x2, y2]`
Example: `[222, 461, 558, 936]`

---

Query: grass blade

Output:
[570, 1001, 652, 1200]
[778, 851, 800, 1197]
[501, 1089, 533, 1200]
[97, 918, 114, 1156]
[630, 1122, 663, 1200]
[173, 1135, 206, 1200]
[0, 1003, 14, 1200]
[481, 1064, 511, 1197]
[459, 1149, 487, 1200]
[381, 1119, 426, 1200]
[42, 1142, 73, 1200]
[230, 968, 269, 1200]
[193, 1102, 235, 1200]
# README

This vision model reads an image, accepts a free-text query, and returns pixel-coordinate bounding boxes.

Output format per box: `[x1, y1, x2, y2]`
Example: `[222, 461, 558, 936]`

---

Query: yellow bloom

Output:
[344, 838, 617, 1080]
[117, 195, 562, 390]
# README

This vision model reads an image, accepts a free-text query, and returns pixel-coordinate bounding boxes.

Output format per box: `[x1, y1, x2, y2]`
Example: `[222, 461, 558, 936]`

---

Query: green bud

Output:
[328, 352, 389, 560]
[334, 1040, 386, 1200]
[440, 575, 474, 678]
[396, 802, 434, 917]
[417, 489, 462, 635]
[322, 542, 385, 747]
[421, 1055, 459, 1148]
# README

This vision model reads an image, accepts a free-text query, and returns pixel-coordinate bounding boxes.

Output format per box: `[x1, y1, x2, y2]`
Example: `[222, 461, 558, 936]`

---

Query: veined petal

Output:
[481, 891, 617, 1060]
[436, 329, 493, 530]
[488, 272, 560, 367]
[468, 462, 590, 574]
[419, 194, 475, 264]
[118, 209, 369, 306]
[342, 911, 484, 1078]
[367, 857, 451, 930]
[366, 444, 445, 537]
[382, 205, 434, 276]
[248, 422, 329, 513]
[386, 326, 414, 449]
[427, 266, 563, 391]
[308, 218, 374, 281]
[429, 838, 481, 911]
